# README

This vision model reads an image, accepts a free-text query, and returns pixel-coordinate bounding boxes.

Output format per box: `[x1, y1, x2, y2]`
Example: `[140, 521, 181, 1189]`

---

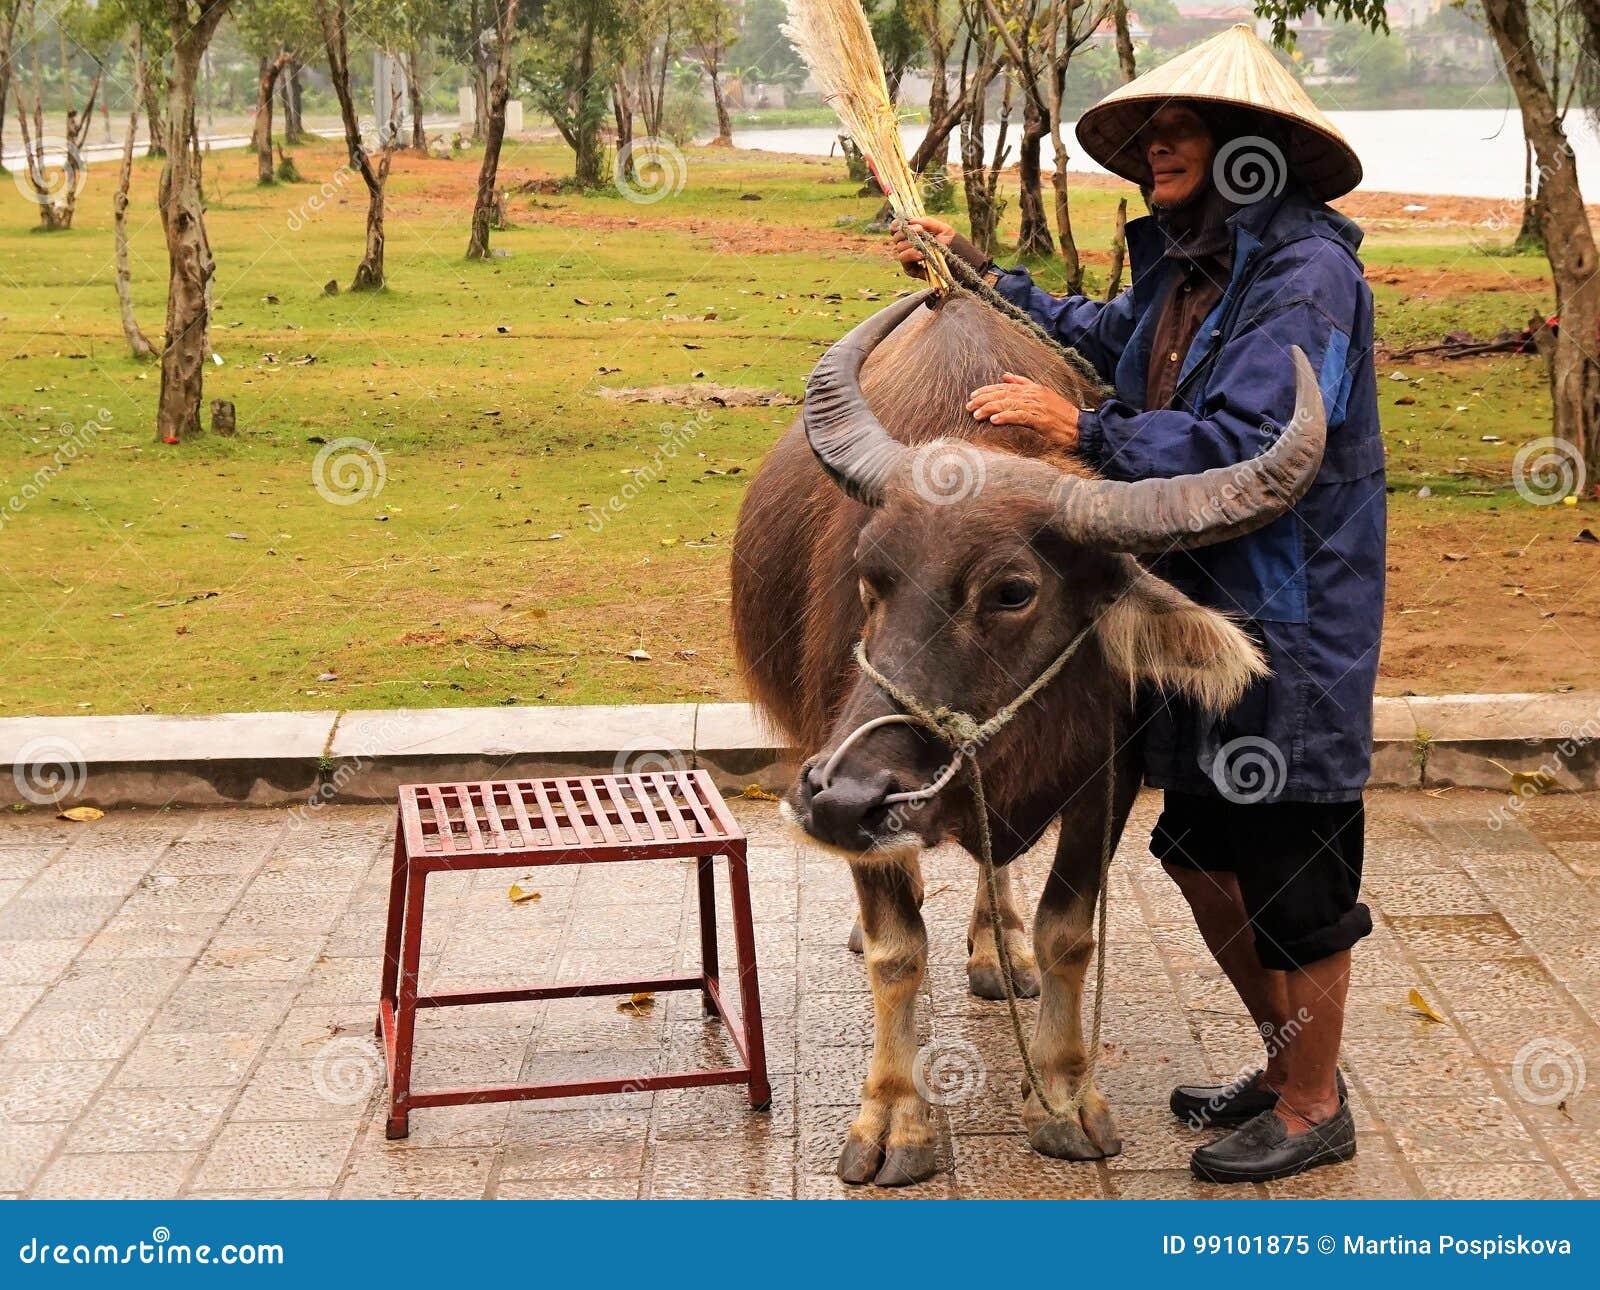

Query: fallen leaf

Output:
[739, 784, 781, 801]
[58, 806, 103, 822]
[1406, 987, 1445, 1023]
[508, 884, 542, 904]
[617, 992, 655, 1016]
[1487, 758, 1557, 794]
[625, 648, 652, 662]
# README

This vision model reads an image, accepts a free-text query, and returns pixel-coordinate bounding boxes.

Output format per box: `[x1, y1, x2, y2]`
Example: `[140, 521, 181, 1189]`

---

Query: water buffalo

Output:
[730, 288, 1325, 1186]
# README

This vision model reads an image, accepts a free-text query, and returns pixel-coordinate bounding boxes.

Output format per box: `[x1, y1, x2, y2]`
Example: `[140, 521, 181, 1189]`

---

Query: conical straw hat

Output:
[1076, 24, 1361, 201]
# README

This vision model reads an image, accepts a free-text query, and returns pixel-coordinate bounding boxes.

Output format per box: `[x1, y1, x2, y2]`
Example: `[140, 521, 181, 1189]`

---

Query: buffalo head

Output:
[783, 290, 1325, 856]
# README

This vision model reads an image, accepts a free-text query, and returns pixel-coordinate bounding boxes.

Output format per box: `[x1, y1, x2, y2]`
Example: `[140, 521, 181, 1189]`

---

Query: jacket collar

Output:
[1124, 186, 1362, 302]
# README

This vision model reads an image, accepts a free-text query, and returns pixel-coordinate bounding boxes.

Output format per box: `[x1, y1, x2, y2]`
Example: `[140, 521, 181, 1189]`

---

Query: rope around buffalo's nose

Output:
[852, 631, 1116, 1125]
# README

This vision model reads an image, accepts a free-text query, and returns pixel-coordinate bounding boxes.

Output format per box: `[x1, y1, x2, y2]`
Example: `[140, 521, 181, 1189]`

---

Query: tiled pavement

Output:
[0, 788, 1596, 1200]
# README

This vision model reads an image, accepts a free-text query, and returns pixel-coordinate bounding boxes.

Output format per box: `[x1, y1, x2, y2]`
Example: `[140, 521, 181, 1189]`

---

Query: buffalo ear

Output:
[1094, 561, 1269, 713]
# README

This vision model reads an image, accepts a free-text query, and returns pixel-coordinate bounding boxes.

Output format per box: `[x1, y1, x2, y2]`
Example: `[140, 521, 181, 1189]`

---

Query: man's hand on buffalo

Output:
[966, 373, 1081, 452]
[889, 216, 991, 278]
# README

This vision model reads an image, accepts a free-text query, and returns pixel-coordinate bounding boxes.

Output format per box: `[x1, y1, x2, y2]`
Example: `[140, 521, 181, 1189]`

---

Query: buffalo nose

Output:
[802, 765, 898, 851]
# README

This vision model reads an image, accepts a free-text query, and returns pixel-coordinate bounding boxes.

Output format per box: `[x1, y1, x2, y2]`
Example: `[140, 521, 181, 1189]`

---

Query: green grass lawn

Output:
[1, 137, 1594, 716]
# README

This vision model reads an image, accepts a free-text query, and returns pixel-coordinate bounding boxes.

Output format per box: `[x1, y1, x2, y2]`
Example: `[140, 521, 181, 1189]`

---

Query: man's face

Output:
[1142, 105, 1216, 207]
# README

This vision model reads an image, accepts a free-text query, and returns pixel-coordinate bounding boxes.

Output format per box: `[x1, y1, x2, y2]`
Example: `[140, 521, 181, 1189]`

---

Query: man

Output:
[892, 24, 1385, 1184]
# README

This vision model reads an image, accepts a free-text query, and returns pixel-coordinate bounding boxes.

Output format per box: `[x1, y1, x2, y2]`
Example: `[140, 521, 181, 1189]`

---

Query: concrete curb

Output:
[1, 693, 1596, 810]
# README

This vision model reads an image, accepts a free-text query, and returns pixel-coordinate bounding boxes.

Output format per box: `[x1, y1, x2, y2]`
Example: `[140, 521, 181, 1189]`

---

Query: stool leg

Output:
[387, 865, 427, 1139]
[695, 853, 720, 1018]
[726, 842, 771, 1111]
[377, 827, 408, 1038]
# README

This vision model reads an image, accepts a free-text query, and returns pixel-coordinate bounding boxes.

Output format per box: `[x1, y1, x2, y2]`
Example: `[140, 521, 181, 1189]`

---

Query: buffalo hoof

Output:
[1027, 1114, 1101, 1161]
[837, 1135, 885, 1184]
[874, 1145, 939, 1188]
[846, 919, 863, 956]
[967, 960, 1041, 1001]
[1027, 1103, 1123, 1161]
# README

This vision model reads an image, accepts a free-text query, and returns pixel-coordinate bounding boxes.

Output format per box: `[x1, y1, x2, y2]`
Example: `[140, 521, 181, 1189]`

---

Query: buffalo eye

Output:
[990, 577, 1037, 612]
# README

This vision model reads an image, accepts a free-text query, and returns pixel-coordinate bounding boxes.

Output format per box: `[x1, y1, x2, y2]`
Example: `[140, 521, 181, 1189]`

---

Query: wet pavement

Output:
[0, 788, 1595, 1199]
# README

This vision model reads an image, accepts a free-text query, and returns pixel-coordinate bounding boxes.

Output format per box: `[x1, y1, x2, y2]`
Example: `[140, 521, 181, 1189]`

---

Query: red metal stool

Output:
[377, 770, 770, 1139]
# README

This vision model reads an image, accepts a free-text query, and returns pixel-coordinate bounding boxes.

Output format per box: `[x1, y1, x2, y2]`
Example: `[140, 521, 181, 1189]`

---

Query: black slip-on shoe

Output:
[1170, 1069, 1347, 1129]
[1189, 1100, 1357, 1185]
[1170, 1069, 1276, 1129]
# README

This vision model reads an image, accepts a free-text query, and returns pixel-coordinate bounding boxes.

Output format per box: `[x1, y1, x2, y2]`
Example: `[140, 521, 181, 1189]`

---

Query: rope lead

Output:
[852, 629, 1117, 1124]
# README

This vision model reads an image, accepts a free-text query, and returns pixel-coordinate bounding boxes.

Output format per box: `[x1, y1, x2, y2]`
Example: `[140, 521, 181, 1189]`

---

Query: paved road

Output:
[0, 788, 1594, 1198]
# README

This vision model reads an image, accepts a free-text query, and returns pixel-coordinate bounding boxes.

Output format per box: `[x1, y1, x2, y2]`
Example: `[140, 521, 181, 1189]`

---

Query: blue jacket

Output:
[993, 189, 1386, 802]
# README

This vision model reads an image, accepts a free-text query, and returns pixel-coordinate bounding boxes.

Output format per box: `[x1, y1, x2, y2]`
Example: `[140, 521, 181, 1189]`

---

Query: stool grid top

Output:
[398, 769, 744, 858]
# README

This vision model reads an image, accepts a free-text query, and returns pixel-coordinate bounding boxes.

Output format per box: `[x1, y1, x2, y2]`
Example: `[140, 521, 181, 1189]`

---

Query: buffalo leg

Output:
[965, 862, 1040, 1000]
[838, 854, 937, 1187]
[1022, 773, 1137, 1160]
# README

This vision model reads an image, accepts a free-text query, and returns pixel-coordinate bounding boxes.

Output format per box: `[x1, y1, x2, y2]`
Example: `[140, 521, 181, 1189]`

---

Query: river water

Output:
[732, 109, 1600, 202]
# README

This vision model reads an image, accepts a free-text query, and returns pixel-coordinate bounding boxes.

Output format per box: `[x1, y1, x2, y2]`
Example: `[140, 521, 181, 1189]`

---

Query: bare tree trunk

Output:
[959, 73, 992, 248]
[407, 46, 425, 149]
[59, 73, 100, 228]
[1515, 138, 1545, 249]
[708, 64, 732, 145]
[1484, 0, 1600, 486]
[470, 0, 490, 142]
[14, 64, 98, 230]
[1112, 0, 1136, 81]
[14, 90, 64, 230]
[1044, 55, 1083, 294]
[156, 0, 231, 443]
[280, 59, 306, 142]
[143, 64, 167, 157]
[0, 0, 18, 175]
[1016, 92, 1053, 257]
[467, 0, 518, 259]
[1104, 197, 1127, 300]
[613, 77, 633, 182]
[253, 51, 289, 184]
[320, 0, 391, 290]
[116, 28, 156, 361]
[572, 9, 602, 188]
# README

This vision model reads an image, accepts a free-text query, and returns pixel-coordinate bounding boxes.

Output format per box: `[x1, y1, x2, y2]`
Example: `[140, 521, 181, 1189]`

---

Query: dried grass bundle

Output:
[783, 0, 954, 292]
